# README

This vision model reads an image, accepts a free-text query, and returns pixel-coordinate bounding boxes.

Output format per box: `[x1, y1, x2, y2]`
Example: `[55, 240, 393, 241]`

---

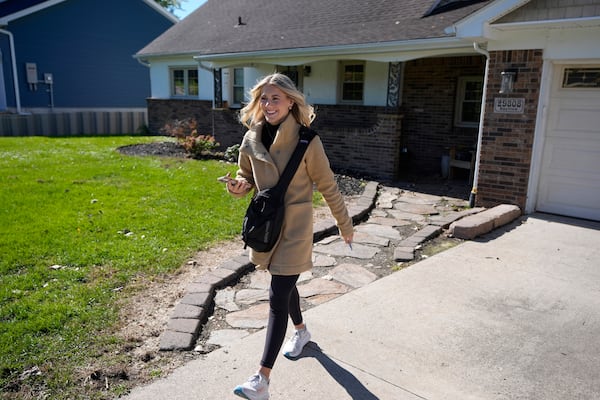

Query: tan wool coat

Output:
[234, 114, 353, 276]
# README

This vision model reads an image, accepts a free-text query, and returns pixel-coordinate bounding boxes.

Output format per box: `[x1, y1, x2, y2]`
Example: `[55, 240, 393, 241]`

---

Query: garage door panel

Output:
[536, 64, 600, 221]
[552, 108, 600, 135]
[543, 139, 600, 175]
[538, 177, 600, 220]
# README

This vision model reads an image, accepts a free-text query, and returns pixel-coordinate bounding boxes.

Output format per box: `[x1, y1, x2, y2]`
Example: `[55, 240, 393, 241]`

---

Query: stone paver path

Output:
[159, 181, 481, 352]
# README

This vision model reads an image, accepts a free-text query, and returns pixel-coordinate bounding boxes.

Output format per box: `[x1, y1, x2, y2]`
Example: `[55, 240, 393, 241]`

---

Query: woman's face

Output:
[260, 84, 294, 125]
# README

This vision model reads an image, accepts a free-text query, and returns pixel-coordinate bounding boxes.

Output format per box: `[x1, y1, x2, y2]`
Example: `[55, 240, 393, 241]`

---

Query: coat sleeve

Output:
[305, 136, 354, 237]
[228, 136, 255, 199]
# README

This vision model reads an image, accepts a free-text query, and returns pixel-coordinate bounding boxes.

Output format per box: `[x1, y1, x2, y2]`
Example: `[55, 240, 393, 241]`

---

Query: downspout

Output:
[197, 61, 215, 109]
[0, 28, 22, 114]
[198, 61, 217, 136]
[470, 42, 490, 207]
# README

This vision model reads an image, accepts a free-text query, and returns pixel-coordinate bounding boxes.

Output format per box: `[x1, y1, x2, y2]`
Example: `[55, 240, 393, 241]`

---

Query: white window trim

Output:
[454, 75, 483, 128]
[169, 66, 199, 98]
[338, 61, 365, 104]
[231, 68, 245, 107]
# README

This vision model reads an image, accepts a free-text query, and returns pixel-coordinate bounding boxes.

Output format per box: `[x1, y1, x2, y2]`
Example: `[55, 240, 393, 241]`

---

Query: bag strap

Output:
[271, 126, 317, 198]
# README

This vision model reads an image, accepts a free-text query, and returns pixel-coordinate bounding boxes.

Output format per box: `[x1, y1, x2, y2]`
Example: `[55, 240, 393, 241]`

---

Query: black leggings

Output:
[260, 274, 303, 369]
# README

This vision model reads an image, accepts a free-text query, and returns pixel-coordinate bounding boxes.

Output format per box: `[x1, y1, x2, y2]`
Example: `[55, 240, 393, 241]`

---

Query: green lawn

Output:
[0, 136, 247, 398]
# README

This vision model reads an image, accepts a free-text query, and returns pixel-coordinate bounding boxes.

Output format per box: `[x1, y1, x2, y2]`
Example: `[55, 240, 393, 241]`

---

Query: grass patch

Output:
[0, 136, 246, 397]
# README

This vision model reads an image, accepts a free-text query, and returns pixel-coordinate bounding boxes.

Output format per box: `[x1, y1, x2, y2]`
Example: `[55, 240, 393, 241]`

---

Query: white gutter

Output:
[136, 57, 150, 68]
[0, 28, 22, 114]
[470, 42, 490, 207]
[135, 36, 478, 67]
[192, 37, 472, 64]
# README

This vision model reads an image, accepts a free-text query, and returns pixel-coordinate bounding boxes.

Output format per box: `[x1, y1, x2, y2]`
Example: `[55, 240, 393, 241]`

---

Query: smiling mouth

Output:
[265, 111, 279, 121]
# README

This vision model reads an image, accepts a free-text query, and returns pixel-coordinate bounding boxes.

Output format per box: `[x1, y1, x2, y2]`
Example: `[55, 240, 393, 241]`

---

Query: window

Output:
[562, 67, 600, 88]
[233, 68, 245, 105]
[276, 66, 300, 89]
[171, 67, 198, 97]
[340, 61, 364, 103]
[455, 76, 483, 127]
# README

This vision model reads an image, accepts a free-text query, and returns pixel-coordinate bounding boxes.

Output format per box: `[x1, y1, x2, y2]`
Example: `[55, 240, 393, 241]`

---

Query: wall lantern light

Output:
[499, 70, 517, 94]
[303, 65, 312, 77]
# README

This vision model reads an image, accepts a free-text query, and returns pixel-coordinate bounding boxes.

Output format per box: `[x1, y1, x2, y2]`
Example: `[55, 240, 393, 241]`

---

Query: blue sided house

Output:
[0, 0, 176, 114]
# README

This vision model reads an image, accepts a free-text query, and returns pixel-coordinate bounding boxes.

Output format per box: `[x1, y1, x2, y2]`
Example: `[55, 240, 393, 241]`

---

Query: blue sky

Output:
[173, 0, 207, 19]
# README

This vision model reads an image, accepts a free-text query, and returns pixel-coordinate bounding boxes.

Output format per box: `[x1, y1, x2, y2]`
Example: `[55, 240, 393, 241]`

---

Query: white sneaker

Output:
[282, 326, 311, 359]
[233, 372, 269, 400]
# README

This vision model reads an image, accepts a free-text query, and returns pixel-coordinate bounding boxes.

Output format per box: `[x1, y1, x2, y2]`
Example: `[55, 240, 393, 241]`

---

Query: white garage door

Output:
[537, 65, 600, 221]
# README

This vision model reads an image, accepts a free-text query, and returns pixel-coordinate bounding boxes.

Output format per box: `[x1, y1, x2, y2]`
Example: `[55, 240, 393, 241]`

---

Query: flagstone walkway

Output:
[159, 181, 483, 352]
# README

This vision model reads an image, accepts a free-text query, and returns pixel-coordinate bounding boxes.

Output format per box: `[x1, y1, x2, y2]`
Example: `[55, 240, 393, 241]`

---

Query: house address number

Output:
[494, 97, 525, 114]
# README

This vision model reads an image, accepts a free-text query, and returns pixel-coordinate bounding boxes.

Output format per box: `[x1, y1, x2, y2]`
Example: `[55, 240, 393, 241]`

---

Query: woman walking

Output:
[224, 73, 354, 400]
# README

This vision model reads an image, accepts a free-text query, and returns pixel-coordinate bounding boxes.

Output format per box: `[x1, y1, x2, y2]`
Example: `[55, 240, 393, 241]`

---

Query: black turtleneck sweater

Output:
[261, 123, 280, 151]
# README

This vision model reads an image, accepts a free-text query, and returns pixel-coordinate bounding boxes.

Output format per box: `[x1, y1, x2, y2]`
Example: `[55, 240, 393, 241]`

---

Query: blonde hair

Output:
[238, 73, 315, 129]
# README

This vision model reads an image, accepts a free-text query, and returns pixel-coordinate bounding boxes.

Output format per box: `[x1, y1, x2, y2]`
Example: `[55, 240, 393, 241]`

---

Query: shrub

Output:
[224, 144, 240, 162]
[161, 118, 220, 158]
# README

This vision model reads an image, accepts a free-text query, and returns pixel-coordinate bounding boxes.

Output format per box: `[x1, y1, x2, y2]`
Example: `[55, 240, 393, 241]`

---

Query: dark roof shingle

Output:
[137, 0, 493, 57]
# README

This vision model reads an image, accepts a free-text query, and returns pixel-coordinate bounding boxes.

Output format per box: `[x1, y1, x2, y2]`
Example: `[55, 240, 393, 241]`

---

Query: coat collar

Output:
[241, 113, 300, 162]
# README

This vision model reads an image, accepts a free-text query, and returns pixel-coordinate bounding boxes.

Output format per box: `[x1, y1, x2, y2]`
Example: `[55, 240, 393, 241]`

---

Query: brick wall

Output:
[476, 49, 543, 210]
[148, 99, 402, 180]
[312, 105, 402, 179]
[147, 99, 244, 149]
[401, 56, 485, 176]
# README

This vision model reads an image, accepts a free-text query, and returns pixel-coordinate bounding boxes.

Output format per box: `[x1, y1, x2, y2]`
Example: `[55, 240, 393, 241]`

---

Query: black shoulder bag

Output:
[242, 127, 317, 252]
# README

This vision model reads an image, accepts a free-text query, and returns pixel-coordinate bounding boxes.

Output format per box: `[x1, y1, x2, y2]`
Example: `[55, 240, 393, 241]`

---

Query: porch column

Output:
[213, 68, 223, 108]
[387, 62, 403, 107]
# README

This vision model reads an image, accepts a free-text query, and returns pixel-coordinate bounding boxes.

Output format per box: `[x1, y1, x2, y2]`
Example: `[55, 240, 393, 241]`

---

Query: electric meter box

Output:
[26, 63, 38, 84]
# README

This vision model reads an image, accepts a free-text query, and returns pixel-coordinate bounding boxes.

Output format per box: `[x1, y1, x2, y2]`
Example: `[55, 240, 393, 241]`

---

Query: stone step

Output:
[449, 204, 521, 240]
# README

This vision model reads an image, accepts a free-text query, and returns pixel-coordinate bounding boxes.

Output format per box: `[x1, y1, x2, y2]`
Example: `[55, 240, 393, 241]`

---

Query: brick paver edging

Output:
[159, 181, 380, 351]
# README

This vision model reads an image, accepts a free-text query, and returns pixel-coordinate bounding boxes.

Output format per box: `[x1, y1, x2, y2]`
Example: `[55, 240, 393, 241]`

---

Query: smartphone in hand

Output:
[217, 173, 235, 184]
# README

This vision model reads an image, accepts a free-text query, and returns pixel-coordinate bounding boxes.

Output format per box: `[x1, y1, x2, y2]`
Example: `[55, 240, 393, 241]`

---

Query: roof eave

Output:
[445, 0, 531, 39]
[0, 0, 66, 24]
[491, 15, 600, 31]
[0, 0, 177, 25]
[190, 37, 479, 68]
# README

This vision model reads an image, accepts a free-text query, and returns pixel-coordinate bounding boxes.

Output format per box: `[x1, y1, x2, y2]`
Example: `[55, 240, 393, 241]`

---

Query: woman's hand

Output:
[228, 178, 252, 195]
[219, 172, 252, 195]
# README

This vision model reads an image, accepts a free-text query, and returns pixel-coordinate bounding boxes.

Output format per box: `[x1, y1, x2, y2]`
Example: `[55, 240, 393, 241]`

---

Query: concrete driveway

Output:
[125, 213, 600, 400]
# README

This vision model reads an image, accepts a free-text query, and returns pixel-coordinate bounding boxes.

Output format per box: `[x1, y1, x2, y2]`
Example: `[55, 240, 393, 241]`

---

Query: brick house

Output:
[136, 0, 600, 221]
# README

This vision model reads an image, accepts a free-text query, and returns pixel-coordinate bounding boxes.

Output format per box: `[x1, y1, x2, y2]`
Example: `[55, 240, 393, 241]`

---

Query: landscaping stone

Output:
[366, 216, 412, 227]
[450, 204, 521, 239]
[354, 224, 402, 240]
[313, 254, 336, 267]
[206, 329, 250, 347]
[215, 287, 239, 312]
[394, 202, 439, 215]
[297, 278, 349, 298]
[159, 331, 195, 351]
[166, 318, 202, 335]
[180, 291, 212, 307]
[330, 263, 377, 288]
[171, 303, 205, 320]
[226, 303, 270, 329]
[235, 289, 269, 305]
[313, 240, 380, 259]
[353, 231, 390, 246]
[249, 270, 270, 290]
